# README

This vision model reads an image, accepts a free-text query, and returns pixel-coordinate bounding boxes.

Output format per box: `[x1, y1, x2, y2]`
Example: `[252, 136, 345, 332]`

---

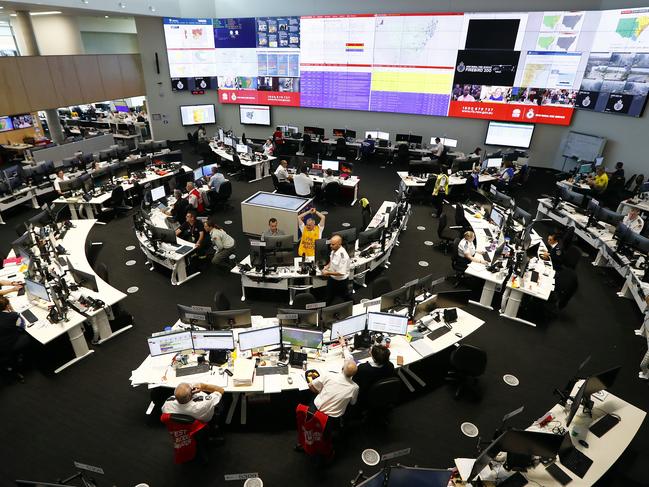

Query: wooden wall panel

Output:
[0, 58, 30, 116]
[48, 56, 83, 108]
[72, 55, 106, 103]
[118, 54, 146, 97]
[97, 55, 124, 100]
[17, 57, 54, 113]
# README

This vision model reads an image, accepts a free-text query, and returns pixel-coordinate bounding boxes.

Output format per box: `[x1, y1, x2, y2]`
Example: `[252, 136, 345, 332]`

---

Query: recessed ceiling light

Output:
[118, 2, 126, 8]
[148, 5, 156, 12]
[81, 0, 88, 4]
[30, 11, 62, 16]
[105, 15, 109, 18]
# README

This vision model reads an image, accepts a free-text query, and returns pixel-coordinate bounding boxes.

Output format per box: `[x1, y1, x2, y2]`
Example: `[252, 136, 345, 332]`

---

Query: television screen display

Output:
[180, 104, 216, 126]
[239, 105, 271, 125]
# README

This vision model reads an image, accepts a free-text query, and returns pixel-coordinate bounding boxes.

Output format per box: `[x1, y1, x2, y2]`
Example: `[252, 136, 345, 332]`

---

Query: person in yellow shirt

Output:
[588, 166, 608, 194]
[432, 172, 450, 218]
[297, 208, 326, 257]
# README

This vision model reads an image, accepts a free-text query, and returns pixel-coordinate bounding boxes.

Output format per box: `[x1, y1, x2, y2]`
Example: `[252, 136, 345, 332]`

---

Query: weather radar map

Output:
[535, 11, 584, 51]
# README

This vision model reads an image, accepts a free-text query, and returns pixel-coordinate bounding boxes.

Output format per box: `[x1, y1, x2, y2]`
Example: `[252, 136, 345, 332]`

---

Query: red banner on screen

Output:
[448, 101, 574, 126]
[218, 90, 300, 107]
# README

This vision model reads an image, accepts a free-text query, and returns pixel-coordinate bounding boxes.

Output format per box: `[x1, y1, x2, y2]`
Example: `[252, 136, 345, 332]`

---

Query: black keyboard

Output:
[484, 228, 493, 239]
[21, 309, 38, 324]
[559, 447, 593, 478]
[426, 326, 451, 341]
[175, 363, 210, 377]
[175, 245, 193, 254]
[545, 463, 572, 485]
[256, 365, 289, 376]
[497, 472, 528, 486]
[589, 414, 620, 437]
[351, 349, 370, 361]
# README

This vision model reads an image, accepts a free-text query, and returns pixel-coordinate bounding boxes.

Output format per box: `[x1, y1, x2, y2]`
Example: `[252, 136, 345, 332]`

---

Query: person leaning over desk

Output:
[261, 217, 285, 241]
[186, 181, 205, 213]
[297, 208, 326, 257]
[204, 216, 235, 267]
[347, 341, 394, 407]
[587, 166, 609, 194]
[323, 234, 351, 304]
[540, 232, 563, 270]
[176, 209, 206, 251]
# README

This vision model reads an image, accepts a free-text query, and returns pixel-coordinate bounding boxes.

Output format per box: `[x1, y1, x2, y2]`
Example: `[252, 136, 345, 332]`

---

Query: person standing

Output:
[297, 208, 325, 257]
[323, 234, 351, 303]
[432, 171, 449, 218]
[186, 181, 205, 213]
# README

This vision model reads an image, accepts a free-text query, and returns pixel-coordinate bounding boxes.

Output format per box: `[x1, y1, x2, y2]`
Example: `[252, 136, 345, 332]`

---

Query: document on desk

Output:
[295, 373, 309, 391]
[263, 375, 283, 394]
[454, 458, 475, 481]
[410, 337, 437, 357]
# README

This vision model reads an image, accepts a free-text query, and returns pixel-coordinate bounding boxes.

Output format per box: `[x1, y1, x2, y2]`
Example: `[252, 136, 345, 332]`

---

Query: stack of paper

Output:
[232, 358, 255, 386]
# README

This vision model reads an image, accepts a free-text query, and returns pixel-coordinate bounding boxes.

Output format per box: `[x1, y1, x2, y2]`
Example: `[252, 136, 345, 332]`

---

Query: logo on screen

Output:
[222, 93, 228, 101]
[511, 108, 521, 118]
[456, 62, 466, 73]
[526, 109, 535, 119]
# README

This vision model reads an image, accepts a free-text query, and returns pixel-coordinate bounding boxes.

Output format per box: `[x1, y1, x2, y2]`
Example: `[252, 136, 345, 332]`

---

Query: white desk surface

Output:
[397, 171, 497, 188]
[618, 197, 649, 214]
[129, 304, 484, 391]
[210, 146, 276, 167]
[135, 208, 196, 262]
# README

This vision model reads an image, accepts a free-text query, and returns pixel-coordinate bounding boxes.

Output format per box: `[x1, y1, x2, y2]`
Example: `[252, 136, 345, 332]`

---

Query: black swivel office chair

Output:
[561, 226, 576, 250]
[364, 377, 401, 424]
[101, 186, 132, 219]
[435, 213, 459, 254]
[213, 291, 231, 311]
[212, 181, 233, 211]
[553, 268, 579, 310]
[361, 207, 372, 229]
[324, 182, 341, 205]
[334, 138, 347, 159]
[228, 154, 246, 181]
[561, 246, 581, 270]
[446, 344, 487, 400]
[395, 144, 410, 167]
[371, 277, 392, 299]
[292, 292, 316, 309]
[94, 262, 133, 329]
[454, 203, 470, 231]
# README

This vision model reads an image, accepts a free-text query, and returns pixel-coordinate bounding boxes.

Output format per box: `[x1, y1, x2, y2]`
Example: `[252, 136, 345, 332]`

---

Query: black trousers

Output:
[326, 278, 350, 304]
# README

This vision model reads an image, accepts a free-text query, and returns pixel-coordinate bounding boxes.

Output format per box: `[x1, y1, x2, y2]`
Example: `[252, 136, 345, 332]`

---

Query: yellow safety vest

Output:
[298, 225, 321, 257]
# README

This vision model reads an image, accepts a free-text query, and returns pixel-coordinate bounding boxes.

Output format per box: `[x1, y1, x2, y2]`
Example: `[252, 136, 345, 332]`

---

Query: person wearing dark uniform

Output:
[351, 344, 395, 407]
[176, 209, 206, 249]
[0, 296, 31, 382]
[541, 233, 562, 270]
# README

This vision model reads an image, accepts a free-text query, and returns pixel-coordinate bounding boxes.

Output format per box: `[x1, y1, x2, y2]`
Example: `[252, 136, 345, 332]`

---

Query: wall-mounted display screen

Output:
[179, 104, 216, 126]
[0, 116, 14, 132]
[163, 6, 649, 124]
[485, 121, 535, 148]
[239, 105, 271, 125]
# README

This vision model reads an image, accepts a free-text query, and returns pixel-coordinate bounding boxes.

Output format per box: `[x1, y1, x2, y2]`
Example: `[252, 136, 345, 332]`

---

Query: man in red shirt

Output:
[273, 127, 285, 155]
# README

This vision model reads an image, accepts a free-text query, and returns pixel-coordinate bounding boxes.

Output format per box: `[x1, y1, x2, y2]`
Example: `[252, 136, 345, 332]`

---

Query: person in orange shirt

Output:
[297, 208, 326, 257]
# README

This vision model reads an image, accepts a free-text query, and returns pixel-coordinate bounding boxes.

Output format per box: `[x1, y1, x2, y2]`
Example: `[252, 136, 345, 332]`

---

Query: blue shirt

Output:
[209, 173, 226, 192]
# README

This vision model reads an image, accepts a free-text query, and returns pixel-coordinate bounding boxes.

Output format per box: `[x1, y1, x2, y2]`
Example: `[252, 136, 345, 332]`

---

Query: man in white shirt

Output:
[274, 159, 291, 183]
[162, 382, 225, 423]
[433, 137, 444, 158]
[323, 234, 351, 303]
[623, 208, 645, 234]
[53, 169, 69, 195]
[457, 231, 485, 264]
[293, 166, 314, 196]
[308, 354, 358, 420]
[322, 168, 338, 189]
[208, 167, 227, 193]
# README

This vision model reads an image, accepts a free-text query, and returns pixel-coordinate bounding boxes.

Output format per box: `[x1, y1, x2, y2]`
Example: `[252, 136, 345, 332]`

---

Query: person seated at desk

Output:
[162, 382, 225, 423]
[628, 174, 645, 195]
[274, 159, 292, 183]
[53, 169, 69, 195]
[469, 147, 482, 160]
[0, 280, 23, 296]
[587, 166, 608, 195]
[432, 172, 449, 218]
[433, 137, 444, 159]
[298, 208, 326, 257]
[186, 181, 205, 213]
[207, 167, 227, 193]
[165, 189, 190, 223]
[608, 161, 625, 185]
[0, 296, 31, 382]
[359, 135, 375, 160]
[262, 138, 274, 156]
[496, 160, 515, 189]
[623, 207, 645, 234]
[540, 232, 562, 269]
[344, 339, 395, 407]
[204, 216, 235, 267]
[323, 234, 351, 304]
[261, 217, 285, 241]
[307, 351, 358, 425]
[458, 231, 486, 264]
[176, 209, 206, 250]
[197, 125, 207, 142]
[293, 165, 314, 197]
[322, 169, 338, 189]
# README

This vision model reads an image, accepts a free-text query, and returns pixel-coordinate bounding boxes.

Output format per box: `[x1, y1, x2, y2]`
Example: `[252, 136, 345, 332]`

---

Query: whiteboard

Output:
[562, 132, 606, 162]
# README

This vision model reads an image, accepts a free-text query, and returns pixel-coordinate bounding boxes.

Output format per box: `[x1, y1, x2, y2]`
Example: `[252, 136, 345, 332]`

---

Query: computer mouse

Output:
[455, 332, 463, 338]
[578, 439, 589, 448]
[287, 377, 293, 385]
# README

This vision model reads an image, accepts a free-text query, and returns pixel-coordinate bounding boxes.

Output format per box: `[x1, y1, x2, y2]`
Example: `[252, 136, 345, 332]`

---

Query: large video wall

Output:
[163, 7, 649, 126]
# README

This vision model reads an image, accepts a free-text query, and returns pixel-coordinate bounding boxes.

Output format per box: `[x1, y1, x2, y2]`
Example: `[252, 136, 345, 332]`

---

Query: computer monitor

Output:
[238, 325, 281, 351]
[367, 312, 408, 336]
[149, 225, 177, 245]
[223, 136, 233, 147]
[201, 163, 219, 177]
[490, 208, 505, 228]
[24, 279, 49, 302]
[595, 207, 624, 227]
[486, 158, 502, 169]
[380, 285, 414, 312]
[333, 128, 346, 137]
[177, 303, 210, 327]
[566, 365, 621, 426]
[387, 466, 453, 487]
[496, 429, 564, 460]
[265, 251, 294, 267]
[626, 231, 649, 254]
[27, 210, 52, 228]
[150, 185, 166, 202]
[577, 163, 593, 175]
[69, 266, 99, 292]
[413, 294, 438, 321]
[236, 144, 249, 154]
[330, 314, 367, 339]
[314, 238, 330, 268]
[320, 301, 354, 330]
[512, 207, 532, 226]
[396, 133, 409, 142]
[594, 156, 604, 167]
[264, 234, 294, 251]
[303, 126, 325, 137]
[277, 308, 319, 329]
[80, 174, 93, 193]
[321, 160, 339, 172]
[436, 289, 471, 309]
[333, 228, 357, 257]
[281, 327, 323, 349]
[127, 156, 148, 173]
[56, 178, 79, 194]
[207, 309, 252, 330]
[562, 189, 585, 207]
[12, 232, 33, 257]
[111, 162, 128, 179]
[526, 241, 541, 259]
[358, 226, 383, 248]
[414, 274, 445, 297]
[377, 131, 389, 140]
[357, 470, 386, 487]
[92, 168, 112, 188]
[345, 129, 356, 139]
[365, 131, 379, 139]
[191, 330, 235, 350]
[147, 330, 193, 357]
[490, 189, 514, 209]
[614, 223, 631, 245]
[410, 135, 423, 145]
[193, 167, 204, 181]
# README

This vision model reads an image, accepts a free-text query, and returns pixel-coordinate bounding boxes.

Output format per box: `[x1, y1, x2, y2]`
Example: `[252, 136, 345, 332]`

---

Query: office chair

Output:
[364, 377, 401, 424]
[101, 186, 132, 219]
[95, 262, 109, 282]
[371, 277, 392, 299]
[454, 203, 470, 231]
[435, 213, 460, 254]
[560, 246, 581, 271]
[324, 181, 341, 205]
[395, 144, 410, 167]
[213, 291, 231, 311]
[334, 138, 347, 159]
[292, 292, 316, 309]
[553, 268, 579, 310]
[14, 224, 26, 237]
[228, 154, 246, 181]
[561, 226, 576, 250]
[94, 261, 134, 329]
[211, 181, 233, 210]
[446, 344, 487, 400]
[451, 237, 469, 284]
[160, 413, 209, 464]
[361, 207, 372, 229]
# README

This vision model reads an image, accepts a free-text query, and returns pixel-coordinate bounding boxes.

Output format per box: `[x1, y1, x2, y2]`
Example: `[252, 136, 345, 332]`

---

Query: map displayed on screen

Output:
[163, 6, 649, 124]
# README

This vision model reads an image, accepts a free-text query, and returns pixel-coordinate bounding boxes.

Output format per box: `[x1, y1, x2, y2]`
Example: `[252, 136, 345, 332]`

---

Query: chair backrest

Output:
[95, 262, 109, 283]
[371, 276, 392, 299]
[450, 345, 487, 377]
[561, 246, 581, 270]
[110, 185, 125, 204]
[555, 267, 579, 308]
[561, 226, 575, 250]
[438, 213, 448, 237]
[218, 181, 233, 200]
[292, 292, 316, 309]
[324, 181, 341, 198]
[213, 291, 231, 311]
[271, 173, 280, 189]
[160, 413, 207, 464]
[361, 207, 371, 229]
[366, 377, 401, 408]
[455, 203, 468, 228]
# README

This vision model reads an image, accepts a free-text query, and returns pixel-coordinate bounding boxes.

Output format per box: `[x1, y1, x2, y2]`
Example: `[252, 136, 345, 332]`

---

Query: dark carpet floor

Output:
[0, 144, 647, 487]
